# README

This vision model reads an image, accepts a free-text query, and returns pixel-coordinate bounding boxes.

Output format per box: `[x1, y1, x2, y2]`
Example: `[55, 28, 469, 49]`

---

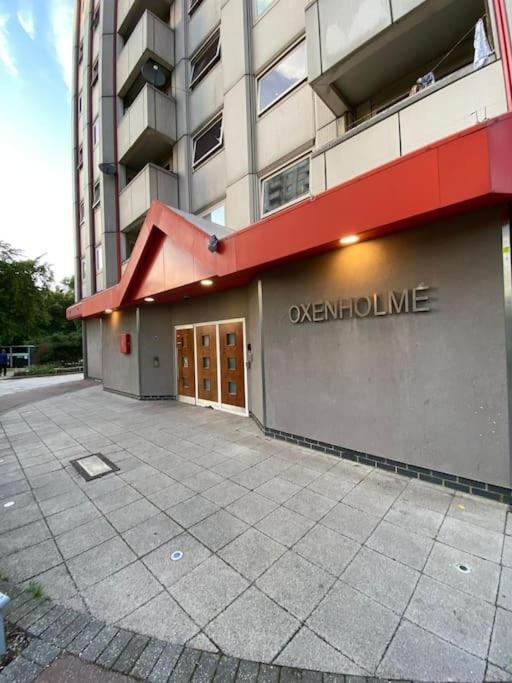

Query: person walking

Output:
[0, 349, 9, 377]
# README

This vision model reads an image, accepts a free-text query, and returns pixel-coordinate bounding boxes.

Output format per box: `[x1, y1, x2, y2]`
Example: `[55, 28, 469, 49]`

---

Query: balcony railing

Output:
[119, 163, 178, 231]
[311, 60, 507, 193]
[118, 84, 176, 170]
[117, 0, 172, 38]
[117, 10, 174, 98]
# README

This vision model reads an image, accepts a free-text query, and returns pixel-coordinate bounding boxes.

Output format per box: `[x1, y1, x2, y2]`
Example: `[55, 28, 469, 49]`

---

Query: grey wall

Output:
[247, 280, 264, 424]
[102, 309, 140, 396]
[261, 207, 510, 487]
[85, 318, 102, 380]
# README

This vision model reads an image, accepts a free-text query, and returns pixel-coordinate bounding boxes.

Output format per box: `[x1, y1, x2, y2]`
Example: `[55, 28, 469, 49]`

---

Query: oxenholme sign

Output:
[288, 286, 431, 324]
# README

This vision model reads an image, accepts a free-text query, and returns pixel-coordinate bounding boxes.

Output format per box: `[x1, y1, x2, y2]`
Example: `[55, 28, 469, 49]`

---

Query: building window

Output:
[193, 116, 223, 167]
[92, 180, 100, 207]
[78, 40, 84, 64]
[91, 57, 99, 85]
[189, 0, 204, 15]
[79, 201, 85, 224]
[191, 30, 221, 87]
[92, 117, 99, 146]
[77, 144, 83, 169]
[95, 245, 103, 273]
[202, 202, 225, 226]
[78, 91, 83, 115]
[255, 0, 274, 16]
[92, 5, 100, 30]
[262, 156, 310, 215]
[258, 40, 306, 114]
[81, 259, 86, 281]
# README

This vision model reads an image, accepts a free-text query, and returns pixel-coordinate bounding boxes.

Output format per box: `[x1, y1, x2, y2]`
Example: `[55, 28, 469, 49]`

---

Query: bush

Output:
[34, 332, 83, 365]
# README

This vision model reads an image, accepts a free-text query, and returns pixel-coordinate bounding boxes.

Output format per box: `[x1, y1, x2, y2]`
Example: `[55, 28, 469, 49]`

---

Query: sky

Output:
[0, 0, 74, 283]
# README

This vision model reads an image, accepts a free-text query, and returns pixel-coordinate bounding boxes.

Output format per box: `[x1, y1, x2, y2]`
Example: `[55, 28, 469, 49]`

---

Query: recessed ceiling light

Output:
[144, 297, 155, 303]
[200, 279, 213, 287]
[104, 308, 113, 314]
[339, 235, 359, 245]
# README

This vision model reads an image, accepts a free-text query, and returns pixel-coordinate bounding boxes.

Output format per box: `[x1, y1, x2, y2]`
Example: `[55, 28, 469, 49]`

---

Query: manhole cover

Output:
[70, 453, 119, 481]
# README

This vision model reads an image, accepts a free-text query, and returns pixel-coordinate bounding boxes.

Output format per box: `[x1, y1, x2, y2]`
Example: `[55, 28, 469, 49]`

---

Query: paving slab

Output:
[255, 507, 315, 547]
[119, 590, 200, 643]
[341, 546, 419, 614]
[256, 551, 334, 620]
[423, 541, 500, 603]
[306, 581, 400, 672]
[169, 555, 248, 626]
[365, 519, 433, 571]
[206, 587, 299, 663]
[437, 516, 503, 563]
[377, 620, 486, 682]
[405, 575, 495, 658]
[293, 524, 360, 576]
[274, 626, 368, 675]
[82, 561, 162, 623]
[35, 653, 134, 682]
[219, 528, 286, 581]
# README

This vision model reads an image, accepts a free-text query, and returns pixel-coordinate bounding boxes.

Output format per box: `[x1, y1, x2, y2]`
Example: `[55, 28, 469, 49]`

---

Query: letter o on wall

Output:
[354, 296, 372, 318]
[289, 305, 301, 324]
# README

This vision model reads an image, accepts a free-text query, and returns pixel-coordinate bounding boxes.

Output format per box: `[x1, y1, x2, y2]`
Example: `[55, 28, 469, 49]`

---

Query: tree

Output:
[0, 242, 82, 362]
[0, 241, 53, 345]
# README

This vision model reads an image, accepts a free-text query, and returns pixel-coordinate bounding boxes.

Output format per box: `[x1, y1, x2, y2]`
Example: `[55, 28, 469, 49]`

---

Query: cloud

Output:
[49, 0, 73, 90]
[17, 7, 35, 40]
[0, 14, 18, 76]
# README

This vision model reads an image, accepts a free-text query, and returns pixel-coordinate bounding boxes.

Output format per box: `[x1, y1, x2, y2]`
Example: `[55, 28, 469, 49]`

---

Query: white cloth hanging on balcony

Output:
[474, 18, 492, 69]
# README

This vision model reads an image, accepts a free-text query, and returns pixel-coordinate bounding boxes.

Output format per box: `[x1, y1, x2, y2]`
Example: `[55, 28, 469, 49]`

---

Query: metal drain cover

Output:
[71, 453, 119, 481]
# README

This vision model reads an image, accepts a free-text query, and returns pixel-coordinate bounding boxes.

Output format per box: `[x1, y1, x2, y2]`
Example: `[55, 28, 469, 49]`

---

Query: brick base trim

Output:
[251, 416, 512, 505]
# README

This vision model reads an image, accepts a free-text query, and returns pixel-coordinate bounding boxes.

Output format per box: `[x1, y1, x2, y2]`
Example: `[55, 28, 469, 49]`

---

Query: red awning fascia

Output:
[67, 113, 512, 320]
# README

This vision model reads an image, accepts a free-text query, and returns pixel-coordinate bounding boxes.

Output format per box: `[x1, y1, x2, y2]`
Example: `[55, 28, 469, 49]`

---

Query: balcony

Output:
[310, 60, 507, 194]
[117, 10, 174, 98]
[119, 163, 178, 231]
[118, 0, 172, 38]
[119, 84, 176, 170]
[306, 0, 486, 115]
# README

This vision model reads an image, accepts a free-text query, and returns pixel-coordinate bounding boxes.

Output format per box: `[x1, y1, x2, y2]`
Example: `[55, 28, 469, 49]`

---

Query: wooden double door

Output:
[176, 320, 246, 412]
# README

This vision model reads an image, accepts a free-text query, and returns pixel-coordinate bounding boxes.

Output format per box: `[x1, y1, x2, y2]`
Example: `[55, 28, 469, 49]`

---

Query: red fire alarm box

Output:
[120, 333, 131, 354]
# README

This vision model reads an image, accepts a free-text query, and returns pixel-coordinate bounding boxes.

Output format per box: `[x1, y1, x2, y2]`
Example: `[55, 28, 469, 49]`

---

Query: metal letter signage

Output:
[289, 286, 430, 324]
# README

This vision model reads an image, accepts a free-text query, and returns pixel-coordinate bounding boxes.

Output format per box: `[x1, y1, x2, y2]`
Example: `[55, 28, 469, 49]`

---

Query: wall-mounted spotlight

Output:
[208, 234, 219, 253]
[339, 235, 359, 245]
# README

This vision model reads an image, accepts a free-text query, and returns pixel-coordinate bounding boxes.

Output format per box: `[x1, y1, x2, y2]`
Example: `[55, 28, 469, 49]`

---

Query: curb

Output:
[0, 580, 413, 683]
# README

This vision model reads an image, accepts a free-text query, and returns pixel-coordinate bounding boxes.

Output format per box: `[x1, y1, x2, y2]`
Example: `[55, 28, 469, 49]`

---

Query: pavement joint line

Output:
[2, 390, 510, 681]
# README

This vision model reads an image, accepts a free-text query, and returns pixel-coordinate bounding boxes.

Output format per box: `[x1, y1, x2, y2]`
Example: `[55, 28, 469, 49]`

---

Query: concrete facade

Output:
[76, 0, 512, 496]
[90, 207, 511, 490]
[73, 0, 510, 296]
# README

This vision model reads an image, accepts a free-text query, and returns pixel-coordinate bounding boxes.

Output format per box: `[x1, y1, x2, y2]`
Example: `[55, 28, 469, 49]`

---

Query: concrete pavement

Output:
[0, 385, 510, 681]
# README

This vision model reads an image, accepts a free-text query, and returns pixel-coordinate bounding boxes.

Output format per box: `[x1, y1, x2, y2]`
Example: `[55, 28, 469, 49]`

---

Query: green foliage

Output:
[35, 332, 83, 365]
[25, 581, 48, 601]
[0, 241, 81, 356]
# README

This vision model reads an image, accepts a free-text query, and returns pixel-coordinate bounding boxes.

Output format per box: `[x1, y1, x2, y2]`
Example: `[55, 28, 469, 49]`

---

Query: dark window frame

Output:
[191, 29, 221, 88]
[189, 0, 204, 15]
[77, 144, 83, 170]
[193, 115, 224, 168]
[91, 57, 99, 86]
[92, 180, 101, 207]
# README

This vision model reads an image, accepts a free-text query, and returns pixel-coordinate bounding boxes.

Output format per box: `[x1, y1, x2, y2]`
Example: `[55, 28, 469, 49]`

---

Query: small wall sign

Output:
[289, 286, 430, 324]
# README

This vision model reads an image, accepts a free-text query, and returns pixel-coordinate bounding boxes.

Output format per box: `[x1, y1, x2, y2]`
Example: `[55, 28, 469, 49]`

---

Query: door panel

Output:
[219, 322, 245, 408]
[176, 328, 195, 398]
[196, 324, 218, 402]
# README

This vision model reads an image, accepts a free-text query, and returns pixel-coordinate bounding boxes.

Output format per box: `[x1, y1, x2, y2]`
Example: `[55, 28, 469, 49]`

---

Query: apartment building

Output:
[70, 0, 512, 502]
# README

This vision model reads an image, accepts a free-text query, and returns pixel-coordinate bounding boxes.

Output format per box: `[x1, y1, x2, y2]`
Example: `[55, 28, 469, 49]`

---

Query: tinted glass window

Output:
[262, 157, 309, 214]
[258, 41, 306, 112]
[189, 0, 204, 14]
[193, 117, 223, 166]
[191, 31, 220, 86]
